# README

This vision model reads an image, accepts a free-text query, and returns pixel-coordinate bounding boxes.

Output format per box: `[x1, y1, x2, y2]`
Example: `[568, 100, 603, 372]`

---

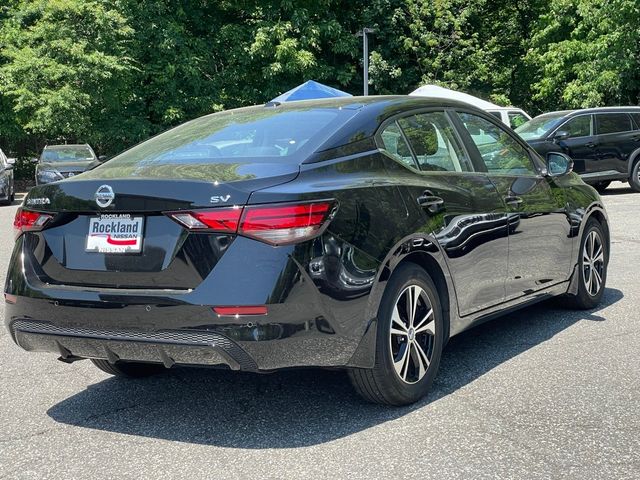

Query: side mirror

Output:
[546, 152, 573, 177]
[553, 130, 570, 141]
[98, 155, 108, 162]
[30, 157, 39, 164]
[6, 158, 16, 165]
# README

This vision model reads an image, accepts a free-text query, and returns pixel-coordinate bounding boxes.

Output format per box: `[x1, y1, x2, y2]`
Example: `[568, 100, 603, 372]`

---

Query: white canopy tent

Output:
[409, 84, 500, 110]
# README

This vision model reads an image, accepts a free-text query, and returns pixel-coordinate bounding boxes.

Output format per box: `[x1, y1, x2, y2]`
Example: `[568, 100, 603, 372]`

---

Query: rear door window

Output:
[631, 113, 640, 130]
[558, 115, 591, 138]
[595, 113, 633, 135]
[397, 112, 472, 172]
[380, 122, 418, 169]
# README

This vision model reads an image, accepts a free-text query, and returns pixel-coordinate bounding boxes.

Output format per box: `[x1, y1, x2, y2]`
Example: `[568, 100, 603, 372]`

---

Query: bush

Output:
[13, 156, 36, 181]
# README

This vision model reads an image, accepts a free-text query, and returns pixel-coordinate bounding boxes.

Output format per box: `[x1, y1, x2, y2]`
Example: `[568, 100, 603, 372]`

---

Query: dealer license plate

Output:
[86, 214, 144, 254]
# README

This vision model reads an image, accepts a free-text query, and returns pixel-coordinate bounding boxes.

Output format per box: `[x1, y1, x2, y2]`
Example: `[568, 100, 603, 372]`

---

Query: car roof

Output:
[44, 144, 92, 149]
[541, 106, 640, 118]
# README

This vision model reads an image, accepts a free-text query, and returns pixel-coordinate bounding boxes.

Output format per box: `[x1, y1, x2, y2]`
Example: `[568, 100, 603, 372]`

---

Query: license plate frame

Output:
[86, 214, 144, 254]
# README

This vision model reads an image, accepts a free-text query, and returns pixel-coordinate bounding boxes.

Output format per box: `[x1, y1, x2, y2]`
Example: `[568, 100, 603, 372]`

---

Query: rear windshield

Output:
[41, 146, 94, 162]
[83, 105, 356, 180]
[515, 113, 567, 140]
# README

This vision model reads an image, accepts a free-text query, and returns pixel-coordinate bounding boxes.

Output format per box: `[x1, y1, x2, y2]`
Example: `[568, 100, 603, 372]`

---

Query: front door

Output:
[454, 111, 573, 300]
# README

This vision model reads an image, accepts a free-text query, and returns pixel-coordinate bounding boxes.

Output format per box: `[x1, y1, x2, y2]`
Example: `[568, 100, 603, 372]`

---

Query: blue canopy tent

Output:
[270, 80, 352, 103]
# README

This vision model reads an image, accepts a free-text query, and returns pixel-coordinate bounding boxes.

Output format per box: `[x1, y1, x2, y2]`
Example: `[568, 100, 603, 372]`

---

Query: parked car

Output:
[0, 148, 16, 205]
[516, 107, 640, 192]
[35, 144, 101, 185]
[5, 96, 609, 405]
[410, 84, 531, 129]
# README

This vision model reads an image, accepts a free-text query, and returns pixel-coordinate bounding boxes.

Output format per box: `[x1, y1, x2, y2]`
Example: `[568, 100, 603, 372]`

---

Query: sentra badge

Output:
[26, 197, 51, 206]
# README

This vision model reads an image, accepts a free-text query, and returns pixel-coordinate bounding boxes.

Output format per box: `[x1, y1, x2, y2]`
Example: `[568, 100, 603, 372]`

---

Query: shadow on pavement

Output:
[599, 186, 635, 196]
[47, 287, 623, 448]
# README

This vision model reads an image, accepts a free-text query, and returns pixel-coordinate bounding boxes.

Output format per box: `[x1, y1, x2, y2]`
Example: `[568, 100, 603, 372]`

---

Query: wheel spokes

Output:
[389, 283, 435, 384]
[414, 309, 435, 335]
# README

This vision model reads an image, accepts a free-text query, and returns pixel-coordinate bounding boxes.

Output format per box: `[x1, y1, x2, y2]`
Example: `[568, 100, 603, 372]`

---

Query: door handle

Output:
[417, 191, 445, 210]
[585, 142, 597, 148]
[504, 195, 523, 207]
[631, 135, 640, 142]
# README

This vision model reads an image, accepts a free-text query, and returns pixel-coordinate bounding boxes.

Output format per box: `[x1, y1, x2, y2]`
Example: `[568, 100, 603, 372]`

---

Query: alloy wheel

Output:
[582, 230, 604, 297]
[389, 284, 436, 384]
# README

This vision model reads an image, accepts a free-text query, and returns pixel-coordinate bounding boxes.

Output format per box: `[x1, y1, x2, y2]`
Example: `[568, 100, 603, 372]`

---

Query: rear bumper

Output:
[4, 236, 377, 371]
[9, 319, 258, 371]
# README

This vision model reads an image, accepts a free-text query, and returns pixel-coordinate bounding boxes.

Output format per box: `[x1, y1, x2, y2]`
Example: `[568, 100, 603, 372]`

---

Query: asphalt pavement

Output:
[0, 186, 638, 479]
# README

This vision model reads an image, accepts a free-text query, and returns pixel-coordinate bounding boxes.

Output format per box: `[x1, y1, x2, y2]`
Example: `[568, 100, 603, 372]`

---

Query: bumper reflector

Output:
[213, 306, 268, 316]
[4, 293, 17, 304]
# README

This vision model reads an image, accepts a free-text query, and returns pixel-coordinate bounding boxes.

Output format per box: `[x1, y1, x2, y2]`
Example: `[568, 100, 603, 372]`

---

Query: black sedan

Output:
[4, 97, 610, 405]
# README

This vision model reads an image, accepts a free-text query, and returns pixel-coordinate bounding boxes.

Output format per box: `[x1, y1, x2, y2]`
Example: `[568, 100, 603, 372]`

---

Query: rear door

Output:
[379, 110, 509, 316]
[594, 112, 639, 174]
[454, 111, 573, 300]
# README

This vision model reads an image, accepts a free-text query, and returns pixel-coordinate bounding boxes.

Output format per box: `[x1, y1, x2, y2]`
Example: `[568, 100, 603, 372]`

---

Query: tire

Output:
[562, 219, 608, 309]
[91, 359, 166, 378]
[593, 181, 611, 194]
[630, 159, 640, 193]
[348, 263, 445, 406]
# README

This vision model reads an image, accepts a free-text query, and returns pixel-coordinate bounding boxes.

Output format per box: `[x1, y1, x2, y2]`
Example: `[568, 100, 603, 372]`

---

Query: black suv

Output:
[516, 107, 640, 192]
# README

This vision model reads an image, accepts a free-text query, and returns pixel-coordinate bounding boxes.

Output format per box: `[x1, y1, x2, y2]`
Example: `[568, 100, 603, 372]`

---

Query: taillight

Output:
[239, 201, 336, 245]
[169, 207, 242, 233]
[13, 208, 53, 240]
[166, 200, 337, 246]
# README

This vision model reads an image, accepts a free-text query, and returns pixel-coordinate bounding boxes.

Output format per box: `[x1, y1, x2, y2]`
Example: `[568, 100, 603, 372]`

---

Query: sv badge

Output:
[210, 195, 231, 204]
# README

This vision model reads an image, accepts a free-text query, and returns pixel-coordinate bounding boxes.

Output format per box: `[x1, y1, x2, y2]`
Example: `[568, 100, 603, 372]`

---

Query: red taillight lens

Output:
[166, 200, 337, 246]
[169, 207, 242, 233]
[13, 208, 53, 240]
[239, 201, 336, 245]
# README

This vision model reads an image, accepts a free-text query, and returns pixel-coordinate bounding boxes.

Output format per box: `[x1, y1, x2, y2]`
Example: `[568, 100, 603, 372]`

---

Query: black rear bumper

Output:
[10, 319, 258, 371]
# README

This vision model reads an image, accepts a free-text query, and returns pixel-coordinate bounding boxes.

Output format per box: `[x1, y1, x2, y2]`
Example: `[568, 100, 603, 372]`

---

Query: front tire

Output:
[349, 263, 444, 406]
[563, 219, 608, 309]
[91, 359, 166, 378]
[629, 159, 640, 193]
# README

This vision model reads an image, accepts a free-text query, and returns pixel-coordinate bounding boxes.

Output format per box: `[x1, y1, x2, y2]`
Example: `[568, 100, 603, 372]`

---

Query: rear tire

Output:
[91, 359, 166, 378]
[593, 181, 611, 194]
[629, 160, 640, 193]
[562, 219, 607, 309]
[348, 263, 444, 406]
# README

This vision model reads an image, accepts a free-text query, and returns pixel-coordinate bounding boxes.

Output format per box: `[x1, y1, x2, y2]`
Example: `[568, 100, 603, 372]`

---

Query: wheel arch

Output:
[365, 234, 457, 344]
[567, 203, 610, 295]
[627, 147, 640, 177]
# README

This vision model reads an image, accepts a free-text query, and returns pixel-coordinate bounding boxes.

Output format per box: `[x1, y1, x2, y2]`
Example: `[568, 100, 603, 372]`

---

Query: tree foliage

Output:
[0, 0, 638, 162]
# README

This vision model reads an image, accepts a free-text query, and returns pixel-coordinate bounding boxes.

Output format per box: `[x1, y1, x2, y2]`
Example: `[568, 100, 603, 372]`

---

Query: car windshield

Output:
[83, 105, 357, 180]
[41, 146, 94, 162]
[515, 114, 567, 140]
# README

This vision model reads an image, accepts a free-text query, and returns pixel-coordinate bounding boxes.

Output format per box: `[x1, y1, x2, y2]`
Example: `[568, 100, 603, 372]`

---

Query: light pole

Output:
[356, 28, 375, 96]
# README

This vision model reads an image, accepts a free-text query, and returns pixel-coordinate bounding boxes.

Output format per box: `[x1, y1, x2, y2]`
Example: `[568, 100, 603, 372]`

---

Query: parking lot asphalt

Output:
[0, 186, 638, 480]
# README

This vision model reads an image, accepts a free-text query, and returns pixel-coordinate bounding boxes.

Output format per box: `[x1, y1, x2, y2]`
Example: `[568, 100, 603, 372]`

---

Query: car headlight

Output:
[38, 170, 62, 181]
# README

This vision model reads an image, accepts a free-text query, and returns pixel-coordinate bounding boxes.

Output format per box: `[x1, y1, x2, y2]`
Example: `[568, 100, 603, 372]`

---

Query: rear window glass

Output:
[83, 106, 356, 180]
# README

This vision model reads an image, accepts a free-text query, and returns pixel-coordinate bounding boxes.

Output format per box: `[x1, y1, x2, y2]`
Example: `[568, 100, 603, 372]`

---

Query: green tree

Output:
[0, 0, 135, 151]
[528, 0, 640, 109]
